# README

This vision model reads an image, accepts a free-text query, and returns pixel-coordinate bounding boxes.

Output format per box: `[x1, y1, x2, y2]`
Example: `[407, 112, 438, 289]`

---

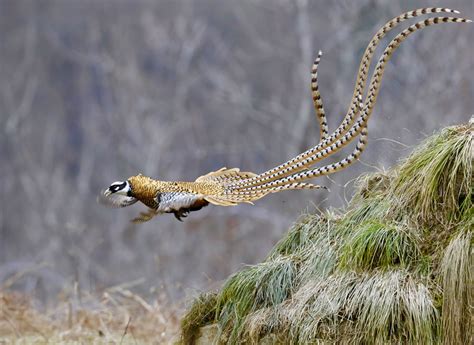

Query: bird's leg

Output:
[170, 200, 209, 221]
[131, 208, 160, 223]
[172, 209, 189, 222]
[173, 212, 183, 221]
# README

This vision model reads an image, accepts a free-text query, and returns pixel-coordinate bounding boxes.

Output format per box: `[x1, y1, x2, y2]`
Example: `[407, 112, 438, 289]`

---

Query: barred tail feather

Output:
[338, 16, 471, 153]
[311, 50, 329, 142]
[222, 182, 324, 200]
[229, 14, 469, 191]
[229, 8, 463, 190]
[241, 127, 368, 192]
[266, 182, 325, 193]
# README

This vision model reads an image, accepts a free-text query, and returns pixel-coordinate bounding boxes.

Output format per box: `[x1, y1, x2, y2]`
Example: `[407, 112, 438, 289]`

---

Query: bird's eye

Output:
[109, 181, 127, 193]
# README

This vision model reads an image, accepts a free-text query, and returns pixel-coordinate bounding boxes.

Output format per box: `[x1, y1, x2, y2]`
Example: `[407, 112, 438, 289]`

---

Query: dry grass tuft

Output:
[285, 271, 438, 344]
[0, 286, 180, 344]
[179, 120, 473, 344]
[180, 292, 218, 344]
[440, 230, 472, 344]
[390, 125, 473, 226]
[216, 255, 298, 342]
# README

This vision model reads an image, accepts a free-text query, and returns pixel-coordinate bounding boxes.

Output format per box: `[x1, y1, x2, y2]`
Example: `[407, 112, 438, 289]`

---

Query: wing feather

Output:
[195, 167, 257, 183]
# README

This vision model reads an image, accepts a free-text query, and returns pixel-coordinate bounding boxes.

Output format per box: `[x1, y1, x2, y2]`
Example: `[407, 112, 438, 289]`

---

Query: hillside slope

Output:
[180, 119, 473, 344]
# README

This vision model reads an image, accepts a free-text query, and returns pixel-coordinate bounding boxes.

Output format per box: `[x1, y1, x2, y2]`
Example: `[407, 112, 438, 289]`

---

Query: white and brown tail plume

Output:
[311, 50, 329, 142]
[218, 8, 470, 201]
[230, 8, 466, 192]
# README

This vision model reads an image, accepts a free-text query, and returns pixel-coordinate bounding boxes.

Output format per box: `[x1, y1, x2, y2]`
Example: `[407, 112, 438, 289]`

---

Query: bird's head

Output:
[99, 180, 138, 207]
[105, 180, 131, 197]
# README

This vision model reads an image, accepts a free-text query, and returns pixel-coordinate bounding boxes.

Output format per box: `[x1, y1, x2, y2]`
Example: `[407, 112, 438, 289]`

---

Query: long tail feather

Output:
[311, 50, 329, 142]
[229, 8, 463, 190]
[242, 127, 368, 192]
[229, 14, 470, 192]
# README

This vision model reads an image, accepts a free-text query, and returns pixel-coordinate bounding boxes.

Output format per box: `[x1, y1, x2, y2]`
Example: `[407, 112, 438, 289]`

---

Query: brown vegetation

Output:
[0, 287, 179, 344]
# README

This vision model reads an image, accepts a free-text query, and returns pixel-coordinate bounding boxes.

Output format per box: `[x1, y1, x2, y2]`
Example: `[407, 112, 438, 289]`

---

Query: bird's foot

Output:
[173, 210, 190, 222]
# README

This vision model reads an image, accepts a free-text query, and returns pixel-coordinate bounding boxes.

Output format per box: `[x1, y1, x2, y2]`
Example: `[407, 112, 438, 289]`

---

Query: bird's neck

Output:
[128, 175, 163, 200]
[128, 175, 192, 199]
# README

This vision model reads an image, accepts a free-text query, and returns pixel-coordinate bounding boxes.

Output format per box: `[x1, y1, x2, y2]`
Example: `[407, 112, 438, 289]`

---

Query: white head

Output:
[99, 180, 138, 207]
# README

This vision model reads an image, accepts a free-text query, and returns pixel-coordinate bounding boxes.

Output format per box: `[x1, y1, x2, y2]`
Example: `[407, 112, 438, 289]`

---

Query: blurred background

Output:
[0, 0, 472, 304]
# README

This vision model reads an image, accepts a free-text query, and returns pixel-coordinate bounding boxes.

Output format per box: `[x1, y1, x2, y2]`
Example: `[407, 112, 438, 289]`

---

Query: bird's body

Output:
[111, 169, 320, 222]
[100, 8, 470, 222]
[127, 174, 222, 221]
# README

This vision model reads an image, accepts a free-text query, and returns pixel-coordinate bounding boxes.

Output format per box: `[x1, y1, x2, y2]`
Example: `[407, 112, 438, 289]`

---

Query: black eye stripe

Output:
[109, 182, 127, 193]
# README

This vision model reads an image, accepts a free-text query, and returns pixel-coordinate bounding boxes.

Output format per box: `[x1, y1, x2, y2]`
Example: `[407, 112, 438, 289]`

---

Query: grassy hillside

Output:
[180, 120, 473, 344]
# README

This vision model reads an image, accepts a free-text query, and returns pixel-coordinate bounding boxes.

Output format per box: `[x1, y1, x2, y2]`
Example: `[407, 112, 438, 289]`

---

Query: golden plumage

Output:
[100, 8, 471, 222]
[128, 174, 223, 207]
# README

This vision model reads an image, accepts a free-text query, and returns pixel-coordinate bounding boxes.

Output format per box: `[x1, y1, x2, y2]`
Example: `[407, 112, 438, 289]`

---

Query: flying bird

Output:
[100, 8, 470, 222]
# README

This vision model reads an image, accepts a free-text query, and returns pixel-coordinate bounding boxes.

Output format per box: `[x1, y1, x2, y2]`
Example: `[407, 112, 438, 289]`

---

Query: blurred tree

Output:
[0, 0, 472, 302]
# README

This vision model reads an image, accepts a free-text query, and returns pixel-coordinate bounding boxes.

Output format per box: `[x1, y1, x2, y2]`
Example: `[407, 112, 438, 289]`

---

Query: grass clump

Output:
[286, 271, 438, 344]
[179, 120, 473, 344]
[339, 220, 421, 270]
[267, 215, 330, 258]
[440, 231, 472, 344]
[216, 256, 298, 342]
[391, 125, 473, 225]
[180, 292, 218, 344]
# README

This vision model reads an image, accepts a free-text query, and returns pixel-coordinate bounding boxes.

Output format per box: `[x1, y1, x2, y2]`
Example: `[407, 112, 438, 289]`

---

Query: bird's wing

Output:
[195, 167, 259, 206]
[195, 167, 257, 183]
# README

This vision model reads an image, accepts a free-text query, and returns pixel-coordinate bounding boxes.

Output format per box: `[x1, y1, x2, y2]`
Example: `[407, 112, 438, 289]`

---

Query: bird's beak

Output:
[104, 189, 112, 197]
